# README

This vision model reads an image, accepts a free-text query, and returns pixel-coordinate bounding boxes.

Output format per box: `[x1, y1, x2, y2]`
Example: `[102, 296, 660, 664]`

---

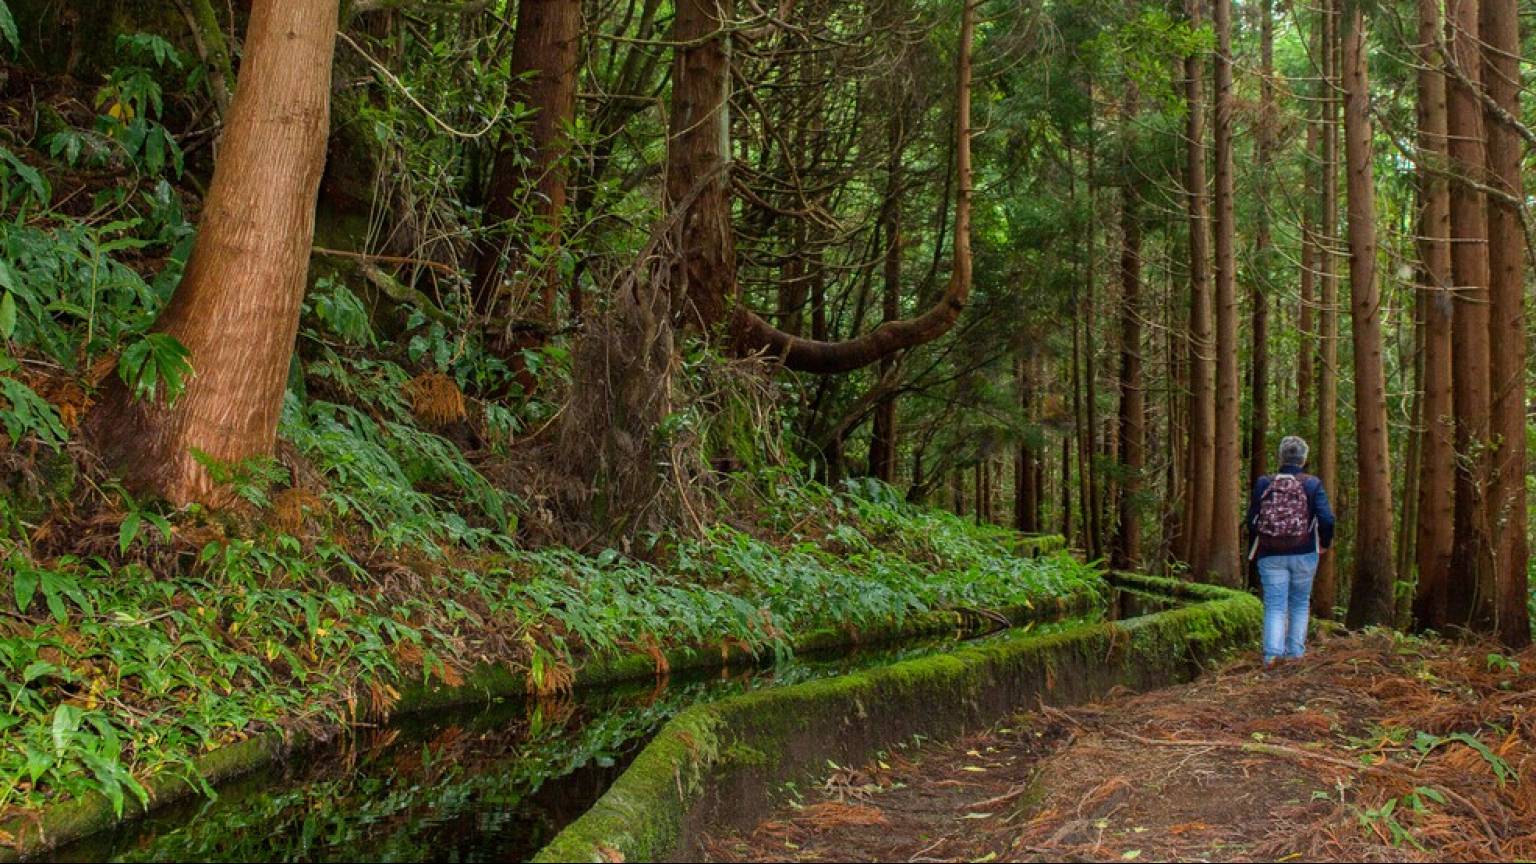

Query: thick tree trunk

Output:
[1412, 0, 1456, 632]
[1313, 0, 1341, 618]
[1206, 0, 1241, 586]
[667, 0, 737, 331]
[1445, 0, 1496, 630]
[1180, 0, 1215, 571]
[1479, 0, 1530, 648]
[87, 0, 336, 506]
[1341, 2, 1396, 628]
[471, 0, 582, 328]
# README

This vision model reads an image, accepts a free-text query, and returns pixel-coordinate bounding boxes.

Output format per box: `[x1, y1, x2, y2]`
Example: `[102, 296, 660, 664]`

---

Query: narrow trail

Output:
[702, 632, 1536, 863]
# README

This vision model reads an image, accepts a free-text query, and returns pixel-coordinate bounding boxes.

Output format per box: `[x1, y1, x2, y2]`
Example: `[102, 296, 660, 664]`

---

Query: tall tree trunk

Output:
[1164, 251, 1185, 569]
[1038, 442, 1050, 531]
[471, 0, 582, 331]
[974, 462, 985, 525]
[1114, 194, 1145, 571]
[1180, 0, 1215, 571]
[667, 0, 736, 331]
[1480, 0, 1530, 648]
[1060, 433, 1073, 542]
[87, 0, 336, 506]
[910, 448, 926, 502]
[1248, 0, 1273, 538]
[1206, 0, 1241, 586]
[869, 116, 905, 482]
[1445, 0, 1495, 630]
[1114, 93, 1144, 571]
[1083, 117, 1102, 562]
[1341, 1, 1396, 627]
[1016, 351, 1040, 533]
[1071, 286, 1094, 557]
[1246, 0, 1274, 591]
[778, 222, 807, 338]
[1412, 0, 1456, 632]
[1398, 319, 1422, 612]
[809, 247, 828, 342]
[1313, 0, 1341, 618]
[1298, 121, 1317, 421]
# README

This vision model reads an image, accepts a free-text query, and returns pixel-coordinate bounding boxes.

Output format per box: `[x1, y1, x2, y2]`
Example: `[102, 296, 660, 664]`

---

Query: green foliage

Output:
[189, 451, 289, 509]
[308, 278, 376, 348]
[1410, 731, 1514, 785]
[280, 393, 517, 552]
[1357, 794, 1426, 851]
[0, 144, 50, 211]
[117, 332, 193, 405]
[0, 374, 67, 449]
[0, 453, 1097, 820]
[81, 34, 190, 178]
[0, 1, 17, 56]
[0, 197, 190, 370]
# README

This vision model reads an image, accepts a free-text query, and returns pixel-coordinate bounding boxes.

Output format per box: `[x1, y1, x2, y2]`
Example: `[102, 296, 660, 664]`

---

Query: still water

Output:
[44, 587, 1174, 862]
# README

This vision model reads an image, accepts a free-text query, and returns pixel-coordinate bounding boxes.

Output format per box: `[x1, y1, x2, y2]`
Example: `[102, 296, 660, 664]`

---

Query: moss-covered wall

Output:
[534, 574, 1261, 863]
[0, 578, 1101, 862]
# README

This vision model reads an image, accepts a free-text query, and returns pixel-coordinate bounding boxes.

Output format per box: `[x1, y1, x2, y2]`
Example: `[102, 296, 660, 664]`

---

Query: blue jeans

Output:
[1257, 552, 1319, 661]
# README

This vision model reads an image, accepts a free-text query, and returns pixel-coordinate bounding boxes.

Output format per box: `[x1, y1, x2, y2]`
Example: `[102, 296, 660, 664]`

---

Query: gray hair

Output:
[1279, 435, 1309, 467]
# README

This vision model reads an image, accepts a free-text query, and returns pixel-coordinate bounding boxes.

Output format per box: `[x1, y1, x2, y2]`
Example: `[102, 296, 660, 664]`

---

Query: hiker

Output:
[1247, 435, 1335, 665]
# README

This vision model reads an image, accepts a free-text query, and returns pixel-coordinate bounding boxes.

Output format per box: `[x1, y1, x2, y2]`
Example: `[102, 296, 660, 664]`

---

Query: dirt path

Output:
[702, 632, 1536, 862]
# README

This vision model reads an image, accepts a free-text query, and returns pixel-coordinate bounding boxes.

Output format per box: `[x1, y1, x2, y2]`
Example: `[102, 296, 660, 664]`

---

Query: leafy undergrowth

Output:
[0, 458, 1088, 826]
[0, 453, 1087, 821]
[0, 45, 1088, 836]
[0, 230, 1088, 833]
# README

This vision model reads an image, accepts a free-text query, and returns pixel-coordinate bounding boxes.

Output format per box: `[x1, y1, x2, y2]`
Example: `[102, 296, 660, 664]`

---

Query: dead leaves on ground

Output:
[704, 632, 1536, 863]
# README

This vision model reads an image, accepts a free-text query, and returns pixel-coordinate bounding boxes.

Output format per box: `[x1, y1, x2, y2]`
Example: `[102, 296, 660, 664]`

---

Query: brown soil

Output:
[702, 631, 1536, 862]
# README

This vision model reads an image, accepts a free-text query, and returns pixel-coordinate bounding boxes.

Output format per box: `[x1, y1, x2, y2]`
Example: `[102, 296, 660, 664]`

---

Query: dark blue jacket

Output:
[1246, 464, 1335, 560]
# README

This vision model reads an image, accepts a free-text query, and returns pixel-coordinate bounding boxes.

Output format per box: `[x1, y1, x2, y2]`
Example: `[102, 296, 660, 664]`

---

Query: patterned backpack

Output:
[1255, 474, 1312, 539]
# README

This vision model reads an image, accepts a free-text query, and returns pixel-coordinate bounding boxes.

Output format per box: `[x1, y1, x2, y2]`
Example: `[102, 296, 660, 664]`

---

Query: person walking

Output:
[1248, 435, 1335, 665]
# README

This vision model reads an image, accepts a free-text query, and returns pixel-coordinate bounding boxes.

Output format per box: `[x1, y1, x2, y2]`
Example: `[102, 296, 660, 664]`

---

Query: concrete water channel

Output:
[34, 579, 1239, 862]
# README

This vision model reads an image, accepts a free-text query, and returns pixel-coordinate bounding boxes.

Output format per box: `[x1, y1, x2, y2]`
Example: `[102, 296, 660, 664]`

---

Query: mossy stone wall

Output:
[534, 574, 1260, 863]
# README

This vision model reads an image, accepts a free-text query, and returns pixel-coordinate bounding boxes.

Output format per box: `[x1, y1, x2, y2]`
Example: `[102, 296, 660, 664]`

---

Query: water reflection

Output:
[45, 587, 1173, 863]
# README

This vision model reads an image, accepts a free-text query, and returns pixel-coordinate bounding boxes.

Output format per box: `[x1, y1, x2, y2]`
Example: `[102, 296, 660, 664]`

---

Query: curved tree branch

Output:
[731, 0, 974, 375]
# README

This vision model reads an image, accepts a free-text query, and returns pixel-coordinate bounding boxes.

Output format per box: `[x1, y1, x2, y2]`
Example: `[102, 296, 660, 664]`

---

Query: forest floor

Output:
[702, 631, 1536, 862]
